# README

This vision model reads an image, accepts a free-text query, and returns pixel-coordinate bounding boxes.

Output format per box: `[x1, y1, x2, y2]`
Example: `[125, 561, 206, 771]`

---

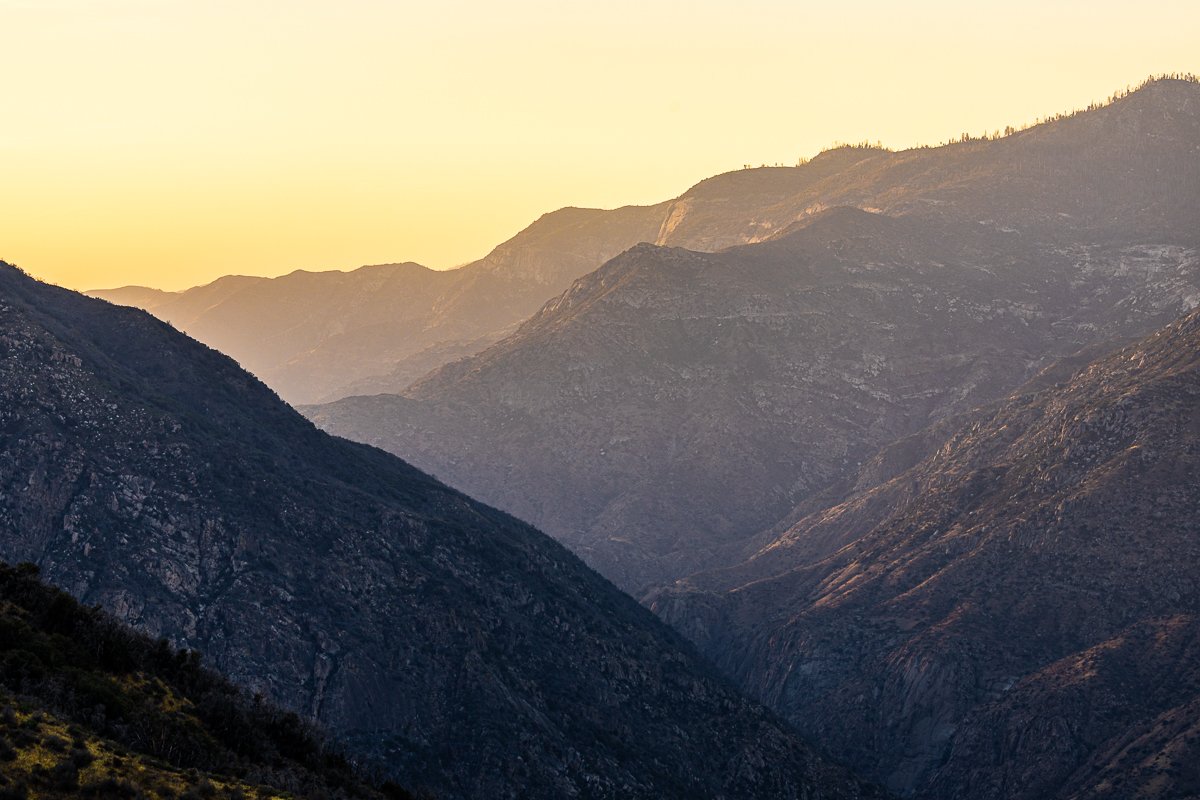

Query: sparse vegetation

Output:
[781, 73, 1200, 166]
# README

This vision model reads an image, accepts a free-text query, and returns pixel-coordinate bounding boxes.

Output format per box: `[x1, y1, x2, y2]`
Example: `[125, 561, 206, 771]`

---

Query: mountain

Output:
[0, 560, 409, 799]
[0, 262, 877, 800]
[87, 152, 910, 406]
[650, 307, 1200, 799]
[94, 80, 1200, 409]
[306, 78, 1200, 593]
[91, 203, 670, 404]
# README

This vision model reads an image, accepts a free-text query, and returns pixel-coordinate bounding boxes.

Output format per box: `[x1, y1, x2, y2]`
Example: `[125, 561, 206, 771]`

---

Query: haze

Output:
[3, 0, 1197, 291]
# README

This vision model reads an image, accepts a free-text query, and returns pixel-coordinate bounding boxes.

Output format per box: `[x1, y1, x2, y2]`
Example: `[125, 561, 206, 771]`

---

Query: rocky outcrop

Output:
[0, 262, 878, 800]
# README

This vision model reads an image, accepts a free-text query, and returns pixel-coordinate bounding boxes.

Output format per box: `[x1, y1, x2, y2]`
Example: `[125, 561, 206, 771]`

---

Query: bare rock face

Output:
[0, 263, 878, 800]
[305, 81, 1200, 595]
[652, 308, 1200, 800]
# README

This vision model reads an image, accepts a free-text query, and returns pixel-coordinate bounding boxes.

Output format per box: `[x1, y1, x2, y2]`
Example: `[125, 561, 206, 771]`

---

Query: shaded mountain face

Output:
[0, 263, 877, 800]
[651, 308, 1200, 799]
[304, 80, 1200, 594]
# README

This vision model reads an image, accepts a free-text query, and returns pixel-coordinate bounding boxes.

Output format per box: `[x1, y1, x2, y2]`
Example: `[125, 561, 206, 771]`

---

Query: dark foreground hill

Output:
[305, 78, 1200, 594]
[0, 262, 876, 800]
[652, 307, 1200, 799]
[0, 560, 408, 799]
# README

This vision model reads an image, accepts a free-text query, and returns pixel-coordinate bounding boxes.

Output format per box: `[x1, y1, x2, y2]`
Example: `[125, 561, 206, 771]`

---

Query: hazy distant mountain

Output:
[92, 153, 929, 406]
[652, 306, 1200, 800]
[0, 262, 877, 800]
[306, 79, 1200, 593]
[94, 81, 1200, 409]
[87, 284, 175, 310]
[91, 204, 670, 404]
[88, 154, 914, 405]
[94, 81, 1187, 407]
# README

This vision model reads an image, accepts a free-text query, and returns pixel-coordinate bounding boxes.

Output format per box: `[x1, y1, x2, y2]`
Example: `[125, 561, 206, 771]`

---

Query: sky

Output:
[2, 0, 1198, 291]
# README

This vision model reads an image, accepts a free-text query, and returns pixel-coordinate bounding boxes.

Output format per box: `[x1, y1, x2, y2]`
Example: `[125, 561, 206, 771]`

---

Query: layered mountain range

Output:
[87, 148, 915, 407]
[14, 75, 1200, 800]
[0, 262, 876, 800]
[652, 306, 1200, 799]
[307, 78, 1200, 593]
[94, 80, 1200, 410]
[90, 202, 668, 405]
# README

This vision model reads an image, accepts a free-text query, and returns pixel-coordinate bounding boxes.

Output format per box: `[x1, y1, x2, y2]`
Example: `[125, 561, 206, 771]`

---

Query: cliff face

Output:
[304, 80, 1200, 594]
[652, 308, 1200, 799]
[0, 263, 877, 800]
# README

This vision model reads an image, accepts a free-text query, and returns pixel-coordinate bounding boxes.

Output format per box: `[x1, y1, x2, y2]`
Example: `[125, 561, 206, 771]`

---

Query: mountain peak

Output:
[1125, 73, 1200, 97]
[807, 143, 891, 164]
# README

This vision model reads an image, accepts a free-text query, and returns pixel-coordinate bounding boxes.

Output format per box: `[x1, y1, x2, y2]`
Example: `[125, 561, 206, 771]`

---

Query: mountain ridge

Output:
[304, 78, 1200, 593]
[89, 203, 670, 404]
[93, 78, 1200, 405]
[308, 202, 1200, 593]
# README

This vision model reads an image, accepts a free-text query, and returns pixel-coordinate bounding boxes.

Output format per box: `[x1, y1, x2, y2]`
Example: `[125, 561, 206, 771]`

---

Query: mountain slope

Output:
[0, 561, 407, 799]
[306, 81, 1200, 592]
[0, 262, 876, 800]
[651, 307, 1200, 799]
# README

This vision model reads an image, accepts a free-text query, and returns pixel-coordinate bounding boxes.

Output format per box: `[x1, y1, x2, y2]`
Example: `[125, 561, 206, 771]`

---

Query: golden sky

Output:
[3, 0, 1198, 291]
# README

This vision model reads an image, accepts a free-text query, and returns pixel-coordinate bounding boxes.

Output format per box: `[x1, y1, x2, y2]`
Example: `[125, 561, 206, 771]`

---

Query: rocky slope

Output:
[305, 80, 1200, 594]
[0, 262, 877, 800]
[651, 307, 1200, 799]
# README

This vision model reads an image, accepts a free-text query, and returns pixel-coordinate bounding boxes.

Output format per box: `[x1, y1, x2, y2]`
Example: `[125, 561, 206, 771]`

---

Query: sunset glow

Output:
[3, 0, 1198, 290]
